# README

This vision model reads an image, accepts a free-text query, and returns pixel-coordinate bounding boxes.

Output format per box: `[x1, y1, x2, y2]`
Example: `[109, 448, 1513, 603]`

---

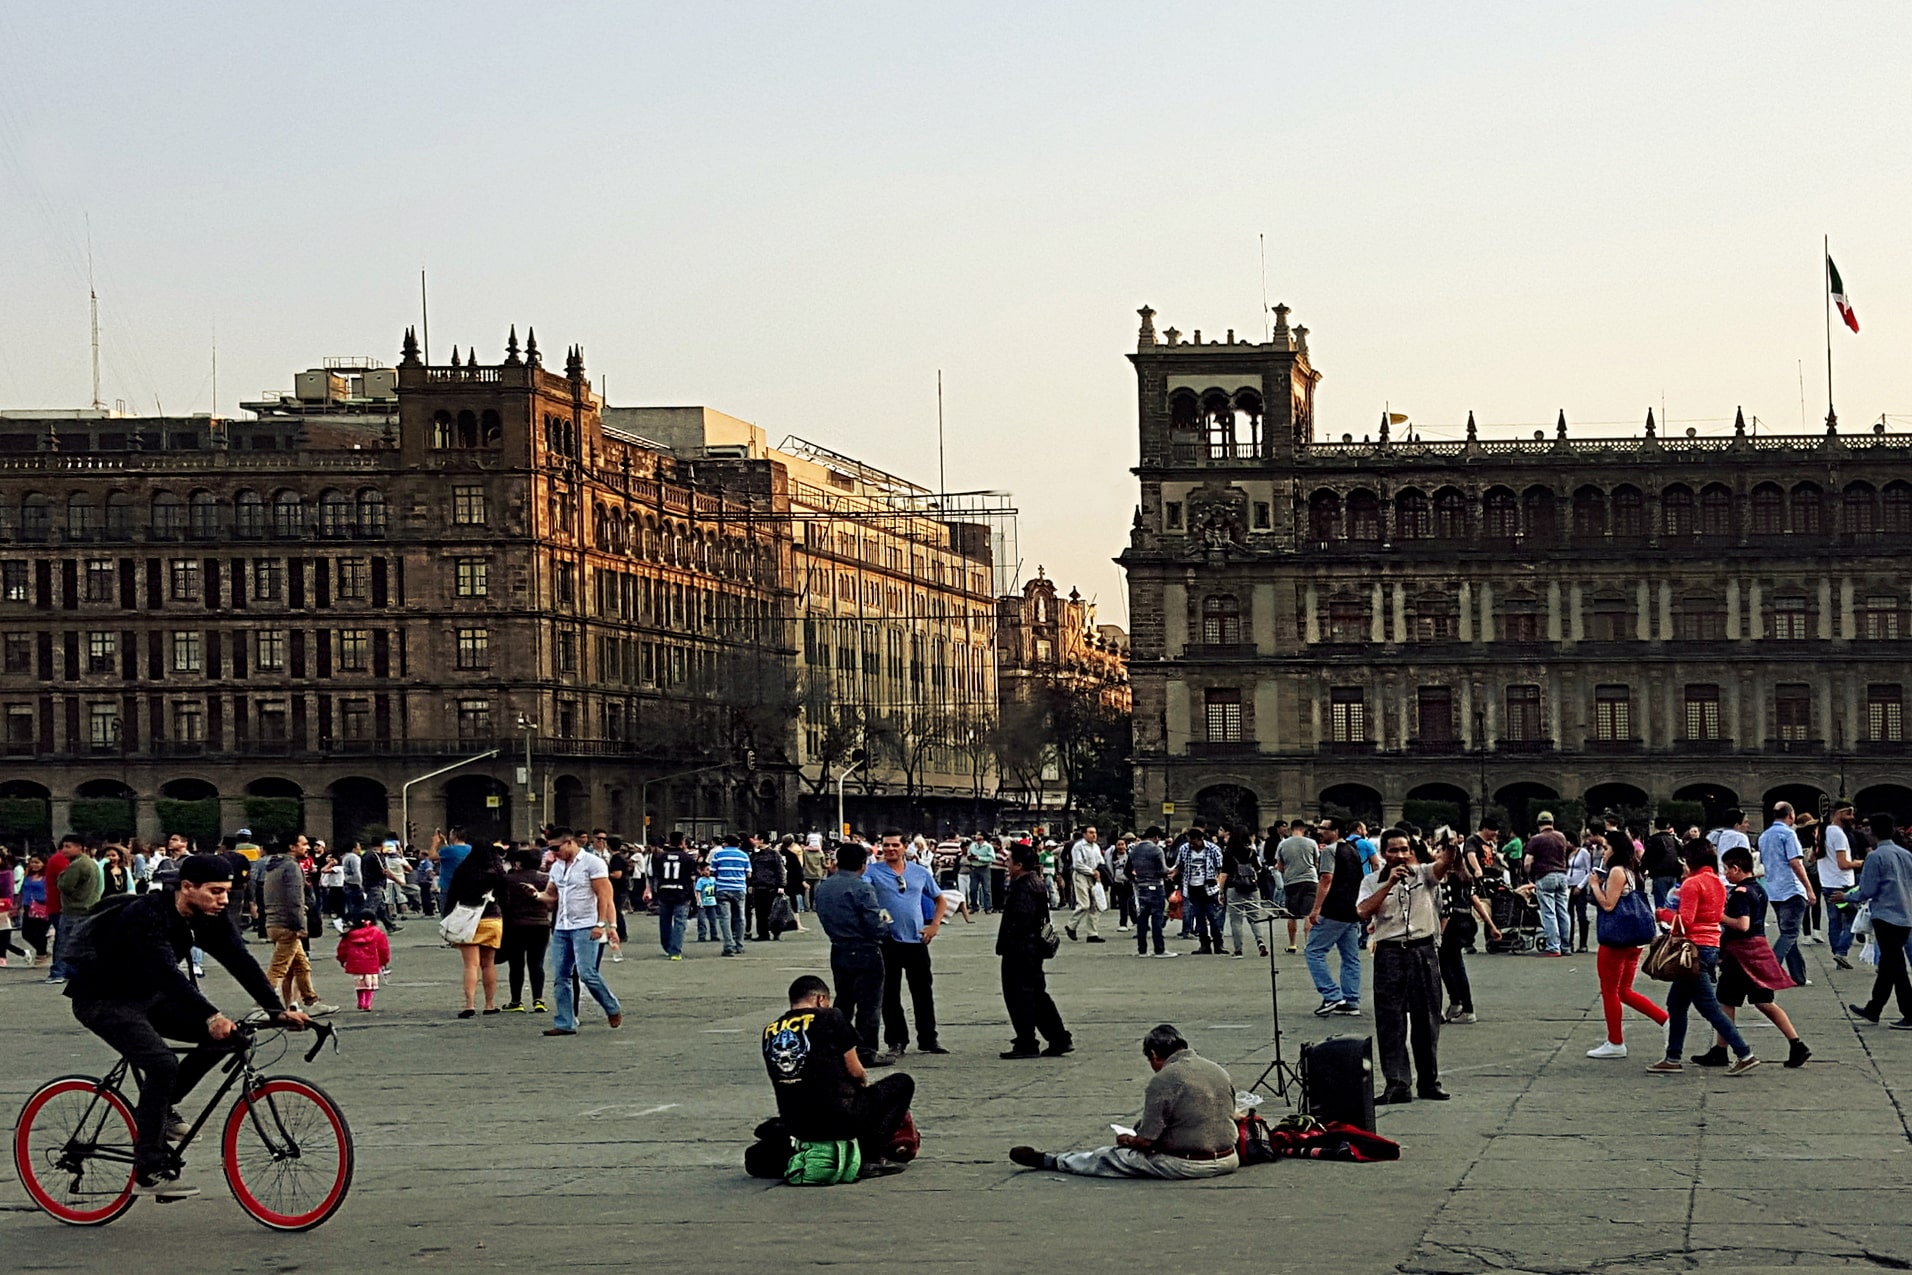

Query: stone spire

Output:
[1645, 407, 1656, 437]
[1465, 411, 1477, 442]
[1293, 325, 1308, 355]
[1378, 411, 1390, 447]
[566, 345, 585, 381]
[1136, 306, 1158, 350]
[1734, 406, 1747, 437]
[504, 325, 522, 366]
[449, 346, 461, 368]
[401, 326, 421, 366]
[1556, 409, 1568, 440]
[1273, 302, 1291, 334]
[525, 327, 542, 368]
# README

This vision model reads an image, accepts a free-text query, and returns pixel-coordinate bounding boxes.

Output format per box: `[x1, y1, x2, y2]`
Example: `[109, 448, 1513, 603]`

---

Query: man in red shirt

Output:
[43, 833, 82, 983]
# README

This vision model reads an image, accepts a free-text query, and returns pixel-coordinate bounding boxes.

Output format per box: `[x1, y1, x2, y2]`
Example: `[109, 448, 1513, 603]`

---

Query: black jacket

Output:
[996, 872, 1052, 960]
[64, 891, 282, 1018]
[447, 850, 507, 916]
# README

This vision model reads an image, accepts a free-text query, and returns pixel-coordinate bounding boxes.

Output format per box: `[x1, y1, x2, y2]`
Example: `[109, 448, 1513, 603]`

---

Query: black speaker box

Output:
[1302, 1033, 1375, 1131]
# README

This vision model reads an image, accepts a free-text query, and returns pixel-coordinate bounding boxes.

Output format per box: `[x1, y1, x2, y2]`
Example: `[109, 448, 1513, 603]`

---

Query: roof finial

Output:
[1136, 305, 1158, 350]
[1378, 410, 1390, 447]
[525, 326, 541, 368]
[449, 345, 461, 368]
[1556, 409, 1568, 439]
[1645, 407, 1656, 437]
[1273, 302, 1291, 333]
[401, 326, 420, 365]
[1733, 406, 1746, 437]
[505, 325, 522, 365]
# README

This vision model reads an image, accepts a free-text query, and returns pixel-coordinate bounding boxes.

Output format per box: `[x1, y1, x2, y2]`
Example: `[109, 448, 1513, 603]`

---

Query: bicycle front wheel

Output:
[221, 1077, 354, 1231]
[14, 1076, 138, 1226]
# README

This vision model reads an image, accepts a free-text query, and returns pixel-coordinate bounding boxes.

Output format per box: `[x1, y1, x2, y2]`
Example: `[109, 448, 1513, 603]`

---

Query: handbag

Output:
[769, 893, 796, 934]
[1595, 873, 1657, 948]
[437, 892, 490, 946]
[1642, 917, 1701, 982]
[1035, 918, 1061, 959]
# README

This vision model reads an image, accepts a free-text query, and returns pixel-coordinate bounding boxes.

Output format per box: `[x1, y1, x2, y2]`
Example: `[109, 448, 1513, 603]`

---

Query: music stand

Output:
[1237, 900, 1307, 1108]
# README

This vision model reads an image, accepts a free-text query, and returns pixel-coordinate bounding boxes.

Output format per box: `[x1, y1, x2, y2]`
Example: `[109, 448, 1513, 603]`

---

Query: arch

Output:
[272, 489, 304, 539]
[66, 492, 99, 540]
[1790, 482, 1824, 535]
[1319, 783, 1384, 828]
[1394, 488, 1429, 540]
[1521, 485, 1557, 546]
[1492, 781, 1559, 836]
[187, 488, 220, 540]
[444, 774, 511, 845]
[1671, 782, 1737, 830]
[1854, 783, 1912, 826]
[1403, 782, 1471, 833]
[159, 777, 219, 801]
[1168, 388, 1199, 432]
[318, 488, 352, 538]
[1844, 480, 1880, 536]
[1750, 482, 1784, 536]
[245, 776, 304, 798]
[1192, 783, 1259, 832]
[480, 409, 502, 447]
[1611, 485, 1645, 542]
[1346, 488, 1381, 542]
[235, 489, 265, 538]
[1570, 484, 1607, 542]
[1584, 782, 1650, 827]
[456, 410, 479, 449]
[76, 778, 137, 800]
[1698, 483, 1734, 538]
[1762, 783, 1827, 823]
[327, 776, 390, 848]
[1431, 487, 1470, 541]
[356, 488, 387, 537]
[104, 490, 133, 539]
[150, 490, 184, 539]
[553, 774, 589, 829]
[1307, 489, 1341, 541]
[1885, 481, 1912, 535]
[0, 779, 52, 801]
[1660, 484, 1695, 538]
[1481, 486, 1520, 541]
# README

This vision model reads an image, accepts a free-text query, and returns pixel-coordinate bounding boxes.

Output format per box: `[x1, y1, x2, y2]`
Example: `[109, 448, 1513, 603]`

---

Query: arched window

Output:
[1845, 481, 1880, 537]
[1699, 483, 1734, 538]
[1201, 594, 1242, 645]
[318, 490, 352, 538]
[456, 411, 478, 449]
[1750, 483, 1784, 536]
[1482, 488, 1520, 541]
[1308, 490, 1341, 542]
[1230, 390, 1263, 458]
[1791, 482, 1824, 535]
[1885, 482, 1912, 535]
[1571, 486, 1606, 542]
[188, 490, 220, 540]
[1395, 489, 1429, 540]
[432, 411, 454, 449]
[272, 490, 304, 539]
[1168, 390, 1199, 433]
[235, 490, 265, 538]
[1611, 486, 1645, 541]
[150, 492, 184, 540]
[1661, 485, 1695, 538]
[481, 410, 501, 447]
[104, 491, 132, 540]
[66, 493, 99, 540]
[1347, 489, 1381, 543]
[1522, 486, 1557, 546]
[1432, 487, 1469, 541]
[356, 488, 386, 537]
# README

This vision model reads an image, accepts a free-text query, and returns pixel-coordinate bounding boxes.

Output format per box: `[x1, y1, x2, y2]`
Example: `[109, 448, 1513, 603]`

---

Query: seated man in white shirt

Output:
[1356, 829, 1454, 1105]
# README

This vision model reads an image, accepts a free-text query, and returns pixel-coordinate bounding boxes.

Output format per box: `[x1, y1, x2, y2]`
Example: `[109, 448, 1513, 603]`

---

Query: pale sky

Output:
[2, 2, 1909, 615]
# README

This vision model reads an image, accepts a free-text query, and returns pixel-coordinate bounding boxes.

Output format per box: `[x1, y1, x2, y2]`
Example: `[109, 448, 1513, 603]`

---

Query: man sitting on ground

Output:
[762, 975, 915, 1177]
[1009, 1024, 1239, 1179]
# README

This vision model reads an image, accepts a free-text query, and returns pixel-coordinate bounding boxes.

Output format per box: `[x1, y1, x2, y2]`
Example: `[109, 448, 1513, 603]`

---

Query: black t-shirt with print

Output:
[651, 848, 698, 899]
[1319, 841, 1363, 923]
[763, 1006, 859, 1140]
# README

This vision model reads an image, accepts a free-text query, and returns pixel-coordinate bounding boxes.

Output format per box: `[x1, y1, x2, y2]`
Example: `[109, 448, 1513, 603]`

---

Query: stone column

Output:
[1459, 582, 1474, 643]
[1546, 582, 1563, 641]
[1302, 582, 1320, 645]
[1725, 579, 1741, 640]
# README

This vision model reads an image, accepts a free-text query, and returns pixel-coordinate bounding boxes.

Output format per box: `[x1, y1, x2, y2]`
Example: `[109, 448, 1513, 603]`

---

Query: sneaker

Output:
[865, 1053, 896, 1068]
[669, 954, 683, 961]
[860, 1157, 910, 1179]
[1786, 1038, 1812, 1068]
[532, 1000, 548, 1013]
[1231, 952, 1244, 960]
[303, 1002, 341, 1017]
[1153, 951, 1180, 959]
[1450, 1011, 1477, 1025]
[1689, 1046, 1729, 1068]
[1065, 926, 1078, 942]
[1285, 945, 1298, 954]
[503, 1002, 527, 1013]
[1117, 924, 1130, 932]
[1645, 1060, 1684, 1075]
[191, 966, 204, 977]
[1085, 936, 1106, 944]
[1332, 1002, 1361, 1016]
[611, 953, 624, 963]
[1724, 1055, 1761, 1076]
[133, 1178, 201, 1199]
[1313, 998, 1343, 1017]
[1586, 1041, 1628, 1059]
[165, 1109, 191, 1140]
[1039, 1040, 1075, 1057]
[1892, 1019, 1912, 1031]
[41, 975, 64, 984]
[1134, 950, 1152, 958]
[1850, 1003, 1882, 1023]
[1834, 955, 1854, 970]
[1008, 1145, 1048, 1169]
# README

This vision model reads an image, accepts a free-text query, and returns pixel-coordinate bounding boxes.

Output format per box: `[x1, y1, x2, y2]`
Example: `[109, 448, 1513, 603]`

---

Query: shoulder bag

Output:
[1595, 870, 1657, 948]
[438, 892, 491, 946]
[1641, 915, 1700, 982]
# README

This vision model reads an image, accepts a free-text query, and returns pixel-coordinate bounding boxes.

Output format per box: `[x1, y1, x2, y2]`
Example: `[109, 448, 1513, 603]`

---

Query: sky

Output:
[2, 2, 1909, 621]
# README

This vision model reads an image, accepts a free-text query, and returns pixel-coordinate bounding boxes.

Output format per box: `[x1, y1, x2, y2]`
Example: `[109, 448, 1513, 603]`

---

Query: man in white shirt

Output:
[536, 828, 623, 1037]
[1707, 810, 1752, 857]
[1819, 802, 1862, 968]
[1067, 828, 1106, 943]
[1356, 829, 1453, 1105]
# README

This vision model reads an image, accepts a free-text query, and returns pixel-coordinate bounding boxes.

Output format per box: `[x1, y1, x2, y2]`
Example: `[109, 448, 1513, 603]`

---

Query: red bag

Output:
[1167, 890, 1183, 921]
[886, 1111, 920, 1162]
[1266, 1119, 1400, 1162]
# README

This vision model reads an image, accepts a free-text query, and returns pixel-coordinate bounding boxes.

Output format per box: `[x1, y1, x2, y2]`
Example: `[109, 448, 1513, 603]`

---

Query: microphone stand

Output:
[1239, 900, 1306, 1108]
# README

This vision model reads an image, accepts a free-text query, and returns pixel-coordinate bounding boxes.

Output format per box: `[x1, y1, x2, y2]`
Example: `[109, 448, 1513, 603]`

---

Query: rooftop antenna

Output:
[210, 316, 218, 421]
[86, 215, 103, 411]
[1259, 232, 1270, 342]
[1798, 359, 1807, 429]
[936, 369, 947, 502]
[419, 268, 431, 364]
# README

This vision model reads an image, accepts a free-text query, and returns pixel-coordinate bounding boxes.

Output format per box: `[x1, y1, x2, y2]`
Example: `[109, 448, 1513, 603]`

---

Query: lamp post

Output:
[836, 750, 867, 840]
[516, 714, 538, 844]
[399, 749, 501, 852]
[639, 762, 732, 846]
[1474, 705, 1487, 828]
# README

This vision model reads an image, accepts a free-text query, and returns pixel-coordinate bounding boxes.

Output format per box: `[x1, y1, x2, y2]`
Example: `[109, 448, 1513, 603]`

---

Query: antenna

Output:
[210, 319, 218, 422]
[420, 269, 431, 364]
[1798, 359, 1807, 429]
[86, 215, 103, 411]
[936, 370, 947, 501]
[1259, 232, 1270, 341]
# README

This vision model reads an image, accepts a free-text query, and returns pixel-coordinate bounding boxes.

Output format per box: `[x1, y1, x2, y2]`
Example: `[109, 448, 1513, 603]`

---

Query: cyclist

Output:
[64, 853, 312, 1194]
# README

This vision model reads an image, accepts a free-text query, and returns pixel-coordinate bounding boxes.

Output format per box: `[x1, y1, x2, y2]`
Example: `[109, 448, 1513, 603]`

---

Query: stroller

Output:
[1485, 885, 1541, 953]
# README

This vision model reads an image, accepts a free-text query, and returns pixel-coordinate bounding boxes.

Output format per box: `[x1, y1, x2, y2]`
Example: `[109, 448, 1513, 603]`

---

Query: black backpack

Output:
[60, 892, 146, 976]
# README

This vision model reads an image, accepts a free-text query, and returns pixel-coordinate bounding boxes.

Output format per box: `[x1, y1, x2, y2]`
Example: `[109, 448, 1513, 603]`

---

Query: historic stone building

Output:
[1121, 303, 1912, 835]
[996, 571, 1130, 713]
[0, 329, 796, 851]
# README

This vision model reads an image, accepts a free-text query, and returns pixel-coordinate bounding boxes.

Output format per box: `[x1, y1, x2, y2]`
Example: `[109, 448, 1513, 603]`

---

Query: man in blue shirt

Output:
[812, 842, 893, 1067]
[708, 836, 752, 957]
[1757, 802, 1816, 988]
[865, 830, 948, 1056]
[433, 830, 471, 918]
[1848, 813, 1912, 1028]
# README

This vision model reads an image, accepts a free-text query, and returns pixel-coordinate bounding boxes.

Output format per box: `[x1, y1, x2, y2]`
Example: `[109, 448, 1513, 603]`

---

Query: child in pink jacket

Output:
[336, 911, 392, 1011]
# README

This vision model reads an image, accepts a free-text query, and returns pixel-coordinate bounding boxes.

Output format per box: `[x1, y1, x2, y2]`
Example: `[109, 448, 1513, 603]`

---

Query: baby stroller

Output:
[1485, 885, 1541, 953]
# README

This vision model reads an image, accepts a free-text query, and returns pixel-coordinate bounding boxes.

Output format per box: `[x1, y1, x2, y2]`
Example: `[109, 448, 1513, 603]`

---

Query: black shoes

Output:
[1000, 1047, 1043, 1059]
[1085, 936, 1106, 944]
[1009, 1145, 1048, 1169]
[1417, 1086, 1450, 1101]
[1040, 1039, 1075, 1057]
[1377, 1088, 1413, 1105]
[1850, 1003, 1882, 1024]
[918, 1043, 950, 1055]
[1786, 1038, 1813, 1068]
[1690, 1046, 1730, 1068]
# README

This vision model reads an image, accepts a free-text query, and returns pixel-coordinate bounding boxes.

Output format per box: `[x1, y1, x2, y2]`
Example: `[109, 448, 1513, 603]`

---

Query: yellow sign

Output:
[1161, 802, 1176, 815]
[485, 795, 501, 809]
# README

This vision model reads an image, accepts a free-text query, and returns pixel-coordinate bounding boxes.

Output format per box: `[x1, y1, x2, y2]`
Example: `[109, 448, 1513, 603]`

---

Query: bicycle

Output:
[13, 1014, 353, 1231]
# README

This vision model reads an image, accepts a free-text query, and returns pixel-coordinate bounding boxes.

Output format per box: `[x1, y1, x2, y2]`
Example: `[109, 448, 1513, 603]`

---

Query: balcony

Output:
[1672, 737, 1735, 754]
[1764, 738, 1827, 756]
[1325, 739, 1377, 755]
[1586, 738, 1643, 754]
[1858, 738, 1911, 755]
[1406, 738, 1463, 756]
[1495, 738, 1555, 755]
[1181, 642, 1255, 660]
[1187, 740, 1259, 758]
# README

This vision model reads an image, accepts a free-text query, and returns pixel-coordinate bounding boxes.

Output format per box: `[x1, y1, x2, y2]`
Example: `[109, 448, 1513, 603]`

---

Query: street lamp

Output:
[836, 749, 867, 840]
[516, 714, 538, 844]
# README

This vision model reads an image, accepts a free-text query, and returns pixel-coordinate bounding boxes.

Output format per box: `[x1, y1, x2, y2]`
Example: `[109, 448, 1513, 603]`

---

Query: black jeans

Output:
[831, 947, 885, 1062]
[1373, 939, 1442, 1094]
[849, 1073, 916, 1163]
[73, 994, 246, 1173]
[1001, 954, 1068, 1050]
[880, 938, 938, 1050]
[1113, 882, 1135, 927]
[1438, 929, 1473, 1014]
[501, 924, 550, 1003]
[1864, 919, 1912, 1021]
[750, 888, 782, 941]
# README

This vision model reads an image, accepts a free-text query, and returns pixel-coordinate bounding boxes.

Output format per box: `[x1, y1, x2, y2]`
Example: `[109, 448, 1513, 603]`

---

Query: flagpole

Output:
[1824, 234, 1836, 429]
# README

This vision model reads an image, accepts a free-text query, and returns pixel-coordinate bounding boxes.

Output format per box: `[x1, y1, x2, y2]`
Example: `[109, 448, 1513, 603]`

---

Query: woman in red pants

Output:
[1585, 835, 1667, 1058]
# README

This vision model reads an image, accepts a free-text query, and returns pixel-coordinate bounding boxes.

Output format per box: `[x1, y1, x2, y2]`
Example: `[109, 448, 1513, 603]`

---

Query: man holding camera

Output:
[1357, 828, 1453, 1104]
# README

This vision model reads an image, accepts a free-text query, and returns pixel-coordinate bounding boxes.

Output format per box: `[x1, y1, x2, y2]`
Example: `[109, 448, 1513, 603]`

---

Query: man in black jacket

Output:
[748, 837, 788, 942]
[813, 843, 891, 1067]
[66, 854, 309, 1193]
[1642, 817, 1685, 909]
[999, 845, 1072, 1059]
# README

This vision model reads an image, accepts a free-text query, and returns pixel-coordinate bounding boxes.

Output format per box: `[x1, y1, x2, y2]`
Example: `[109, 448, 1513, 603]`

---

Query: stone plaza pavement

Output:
[2, 913, 1907, 1273]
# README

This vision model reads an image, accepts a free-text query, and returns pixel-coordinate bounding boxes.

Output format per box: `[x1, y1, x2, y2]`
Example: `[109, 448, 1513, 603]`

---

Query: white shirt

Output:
[1071, 839, 1104, 875]
[547, 849, 609, 931]
[1708, 827, 1750, 855]
[1818, 823, 1856, 889]
[1357, 864, 1443, 943]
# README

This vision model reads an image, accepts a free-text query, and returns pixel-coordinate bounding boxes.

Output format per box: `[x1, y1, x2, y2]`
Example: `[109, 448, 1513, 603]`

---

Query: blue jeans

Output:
[1651, 876, 1678, 910]
[657, 898, 690, 956]
[1825, 896, 1854, 956]
[1664, 945, 1749, 1061]
[549, 926, 622, 1031]
[49, 915, 72, 979]
[1534, 873, 1571, 953]
[966, 868, 993, 913]
[1769, 895, 1807, 985]
[697, 904, 718, 940]
[715, 891, 746, 953]
[1133, 883, 1167, 954]
[1305, 917, 1363, 1006]
[1185, 886, 1221, 949]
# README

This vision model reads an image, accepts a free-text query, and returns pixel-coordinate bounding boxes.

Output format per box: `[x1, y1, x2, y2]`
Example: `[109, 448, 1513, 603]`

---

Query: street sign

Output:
[516, 767, 529, 785]
[1161, 802, 1176, 815]
[485, 795, 501, 809]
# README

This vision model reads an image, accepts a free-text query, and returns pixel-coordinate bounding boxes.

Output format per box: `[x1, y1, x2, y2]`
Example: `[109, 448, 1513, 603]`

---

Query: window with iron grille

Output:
[1504, 685, 1542, 740]
[1417, 686, 1455, 741]
[1683, 684, 1721, 740]
[1774, 684, 1812, 741]
[1594, 685, 1630, 741]
[1204, 688, 1242, 743]
[1867, 684, 1903, 742]
[1863, 595, 1902, 640]
[1769, 596, 1811, 640]
[1329, 686, 1366, 742]
[1201, 594, 1241, 645]
[1325, 597, 1369, 643]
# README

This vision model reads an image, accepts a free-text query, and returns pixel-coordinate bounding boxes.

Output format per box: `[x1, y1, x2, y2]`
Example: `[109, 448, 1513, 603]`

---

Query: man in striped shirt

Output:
[1178, 827, 1224, 955]
[709, 836, 752, 956]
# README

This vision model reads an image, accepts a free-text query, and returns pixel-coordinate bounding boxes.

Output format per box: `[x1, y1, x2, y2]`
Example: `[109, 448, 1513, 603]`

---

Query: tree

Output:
[796, 673, 871, 798]
[870, 701, 953, 828]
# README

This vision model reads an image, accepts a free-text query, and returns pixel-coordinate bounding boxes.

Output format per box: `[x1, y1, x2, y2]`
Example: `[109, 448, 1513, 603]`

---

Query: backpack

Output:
[59, 892, 146, 975]
[785, 1139, 861, 1186]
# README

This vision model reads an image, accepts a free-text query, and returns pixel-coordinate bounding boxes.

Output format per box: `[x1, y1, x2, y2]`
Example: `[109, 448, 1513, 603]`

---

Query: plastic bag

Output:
[1091, 882, 1108, 912]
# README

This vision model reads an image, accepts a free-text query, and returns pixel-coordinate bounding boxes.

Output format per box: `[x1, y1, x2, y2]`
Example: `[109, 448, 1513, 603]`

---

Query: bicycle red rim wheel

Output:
[14, 1078, 138, 1226]
[221, 1078, 353, 1231]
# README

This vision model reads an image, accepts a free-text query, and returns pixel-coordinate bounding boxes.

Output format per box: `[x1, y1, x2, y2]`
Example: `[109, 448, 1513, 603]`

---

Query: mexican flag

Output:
[1829, 256, 1860, 333]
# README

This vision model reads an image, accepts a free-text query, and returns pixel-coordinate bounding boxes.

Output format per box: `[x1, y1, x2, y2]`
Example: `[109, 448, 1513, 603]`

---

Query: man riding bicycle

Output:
[64, 853, 312, 1193]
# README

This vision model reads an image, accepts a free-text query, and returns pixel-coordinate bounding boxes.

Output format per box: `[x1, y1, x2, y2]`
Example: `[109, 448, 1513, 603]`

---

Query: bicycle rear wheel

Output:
[14, 1077, 138, 1225]
[221, 1077, 353, 1231]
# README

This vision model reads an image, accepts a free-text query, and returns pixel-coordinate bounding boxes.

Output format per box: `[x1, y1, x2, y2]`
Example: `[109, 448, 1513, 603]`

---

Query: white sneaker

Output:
[303, 1001, 341, 1017]
[1587, 1041, 1628, 1059]
[1153, 951, 1181, 959]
